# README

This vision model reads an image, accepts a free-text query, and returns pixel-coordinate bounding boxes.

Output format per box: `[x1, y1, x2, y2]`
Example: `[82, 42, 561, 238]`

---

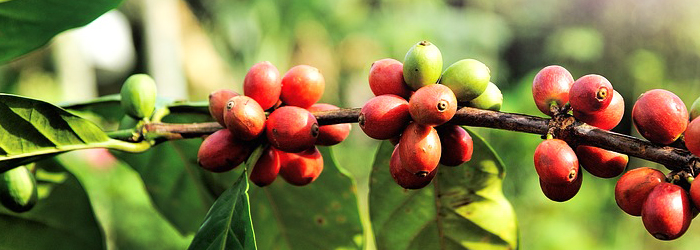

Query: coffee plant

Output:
[3, 0, 700, 250]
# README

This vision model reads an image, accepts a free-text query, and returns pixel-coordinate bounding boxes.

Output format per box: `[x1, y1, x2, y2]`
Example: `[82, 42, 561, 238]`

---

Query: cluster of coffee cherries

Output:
[531, 65, 628, 202]
[532, 65, 700, 240]
[197, 62, 350, 187]
[360, 40, 503, 189]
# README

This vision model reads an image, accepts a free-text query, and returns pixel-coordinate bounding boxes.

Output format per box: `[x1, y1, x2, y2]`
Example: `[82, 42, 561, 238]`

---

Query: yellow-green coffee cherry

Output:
[0, 165, 38, 213]
[468, 82, 502, 111]
[403, 41, 443, 90]
[690, 96, 700, 121]
[439, 59, 490, 101]
[121, 74, 157, 119]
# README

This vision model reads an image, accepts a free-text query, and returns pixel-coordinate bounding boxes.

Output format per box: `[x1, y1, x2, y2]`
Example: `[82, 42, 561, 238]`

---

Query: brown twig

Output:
[131, 106, 700, 174]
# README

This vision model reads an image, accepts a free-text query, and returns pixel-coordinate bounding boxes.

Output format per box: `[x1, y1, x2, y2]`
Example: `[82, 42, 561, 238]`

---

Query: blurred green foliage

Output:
[4, 0, 700, 249]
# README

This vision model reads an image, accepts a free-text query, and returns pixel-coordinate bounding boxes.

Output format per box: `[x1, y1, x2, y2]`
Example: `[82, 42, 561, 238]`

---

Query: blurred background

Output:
[3, 0, 700, 249]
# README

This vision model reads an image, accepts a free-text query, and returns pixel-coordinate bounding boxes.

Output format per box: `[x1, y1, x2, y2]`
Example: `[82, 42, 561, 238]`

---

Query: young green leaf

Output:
[370, 128, 518, 250]
[188, 171, 257, 250]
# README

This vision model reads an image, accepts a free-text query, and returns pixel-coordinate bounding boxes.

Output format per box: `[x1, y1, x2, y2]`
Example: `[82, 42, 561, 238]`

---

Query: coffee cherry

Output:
[467, 82, 502, 111]
[266, 106, 319, 153]
[436, 125, 473, 166]
[533, 139, 579, 185]
[532, 65, 574, 116]
[683, 117, 700, 156]
[403, 41, 443, 90]
[278, 147, 324, 186]
[369, 58, 413, 99]
[197, 129, 252, 173]
[390, 144, 436, 189]
[539, 169, 582, 202]
[224, 96, 266, 141]
[690, 95, 700, 121]
[632, 89, 688, 145]
[244, 61, 281, 110]
[308, 103, 351, 146]
[408, 84, 457, 126]
[641, 183, 692, 241]
[614, 167, 666, 216]
[208, 89, 239, 127]
[280, 65, 325, 108]
[0, 165, 38, 213]
[576, 145, 628, 178]
[250, 147, 281, 187]
[690, 179, 700, 210]
[573, 90, 624, 130]
[121, 74, 157, 119]
[440, 59, 490, 101]
[398, 123, 441, 176]
[359, 94, 411, 140]
[570, 74, 614, 113]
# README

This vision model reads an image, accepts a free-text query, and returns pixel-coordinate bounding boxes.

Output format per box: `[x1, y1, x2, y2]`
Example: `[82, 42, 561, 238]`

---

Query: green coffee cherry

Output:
[403, 41, 443, 90]
[121, 74, 157, 119]
[691, 96, 700, 121]
[439, 59, 490, 101]
[0, 165, 38, 213]
[467, 82, 503, 111]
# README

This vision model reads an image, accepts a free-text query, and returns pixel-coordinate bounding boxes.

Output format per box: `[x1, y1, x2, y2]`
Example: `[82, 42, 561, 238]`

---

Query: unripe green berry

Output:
[120, 74, 157, 119]
[690, 95, 700, 121]
[403, 41, 443, 90]
[467, 82, 502, 111]
[0, 165, 38, 213]
[439, 59, 490, 101]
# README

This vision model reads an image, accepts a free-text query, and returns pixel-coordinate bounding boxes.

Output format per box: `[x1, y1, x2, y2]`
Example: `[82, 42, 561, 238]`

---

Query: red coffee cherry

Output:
[573, 90, 625, 130]
[197, 129, 252, 173]
[250, 146, 281, 187]
[244, 61, 281, 110]
[398, 123, 441, 177]
[266, 106, 319, 153]
[569, 74, 614, 113]
[208, 89, 239, 127]
[389, 144, 436, 189]
[369, 58, 413, 99]
[308, 103, 351, 146]
[683, 117, 700, 156]
[409, 84, 458, 126]
[278, 147, 324, 186]
[359, 94, 411, 140]
[632, 89, 688, 145]
[436, 125, 473, 166]
[539, 170, 582, 202]
[532, 65, 574, 116]
[280, 65, 325, 108]
[614, 167, 666, 216]
[641, 183, 692, 241]
[533, 139, 579, 185]
[224, 96, 266, 141]
[576, 145, 628, 178]
[690, 179, 700, 210]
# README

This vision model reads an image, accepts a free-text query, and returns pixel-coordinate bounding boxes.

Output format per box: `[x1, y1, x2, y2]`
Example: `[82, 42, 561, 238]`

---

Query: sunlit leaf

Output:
[370, 129, 518, 250]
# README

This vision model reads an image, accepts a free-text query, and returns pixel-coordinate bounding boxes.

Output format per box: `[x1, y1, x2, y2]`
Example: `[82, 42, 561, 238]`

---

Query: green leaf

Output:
[0, 94, 149, 171]
[0, 0, 122, 63]
[0, 161, 105, 250]
[188, 171, 256, 250]
[56, 150, 192, 249]
[249, 146, 364, 250]
[369, 129, 518, 250]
